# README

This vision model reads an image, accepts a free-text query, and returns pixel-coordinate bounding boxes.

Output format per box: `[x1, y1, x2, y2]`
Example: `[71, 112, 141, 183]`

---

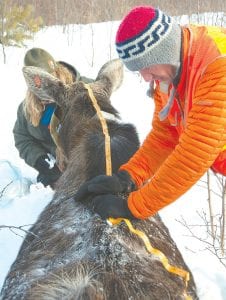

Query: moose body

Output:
[0, 59, 198, 300]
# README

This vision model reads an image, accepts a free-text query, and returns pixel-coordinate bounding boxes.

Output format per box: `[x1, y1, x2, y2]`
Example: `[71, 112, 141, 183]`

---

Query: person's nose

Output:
[139, 70, 154, 82]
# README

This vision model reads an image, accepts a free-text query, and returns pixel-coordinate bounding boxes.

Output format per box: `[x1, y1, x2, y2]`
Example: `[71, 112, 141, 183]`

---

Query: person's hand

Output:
[35, 155, 62, 188]
[36, 164, 61, 187]
[90, 194, 136, 220]
[74, 170, 136, 202]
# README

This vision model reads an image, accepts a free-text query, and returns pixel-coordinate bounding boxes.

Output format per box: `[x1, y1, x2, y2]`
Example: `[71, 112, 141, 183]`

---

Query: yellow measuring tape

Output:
[84, 84, 112, 176]
[108, 217, 192, 300]
[85, 83, 192, 300]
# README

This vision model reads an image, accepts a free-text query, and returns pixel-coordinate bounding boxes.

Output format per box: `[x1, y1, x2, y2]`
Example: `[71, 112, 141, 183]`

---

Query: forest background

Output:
[7, 0, 226, 25]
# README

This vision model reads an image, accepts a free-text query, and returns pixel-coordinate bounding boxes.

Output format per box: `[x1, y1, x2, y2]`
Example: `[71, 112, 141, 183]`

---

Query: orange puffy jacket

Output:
[120, 25, 226, 219]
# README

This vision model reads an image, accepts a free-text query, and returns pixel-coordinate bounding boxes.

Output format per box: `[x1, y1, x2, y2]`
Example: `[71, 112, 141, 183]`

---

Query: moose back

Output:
[0, 59, 198, 300]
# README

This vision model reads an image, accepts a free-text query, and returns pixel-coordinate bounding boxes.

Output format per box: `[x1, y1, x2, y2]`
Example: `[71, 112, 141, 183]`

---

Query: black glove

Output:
[35, 155, 62, 187]
[74, 170, 136, 202]
[90, 194, 136, 220]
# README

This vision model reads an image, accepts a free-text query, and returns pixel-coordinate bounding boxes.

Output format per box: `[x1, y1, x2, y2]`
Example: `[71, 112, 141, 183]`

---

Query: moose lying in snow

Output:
[0, 59, 198, 300]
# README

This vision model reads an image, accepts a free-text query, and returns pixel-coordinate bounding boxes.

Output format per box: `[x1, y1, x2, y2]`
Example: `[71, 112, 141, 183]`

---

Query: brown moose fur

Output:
[0, 59, 198, 300]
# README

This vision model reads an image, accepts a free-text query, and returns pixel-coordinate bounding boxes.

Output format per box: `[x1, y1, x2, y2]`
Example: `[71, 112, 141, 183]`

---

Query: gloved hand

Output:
[34, 155, 62, 187]
[90, 194, 136, 220]
[74, 170, 136, 202]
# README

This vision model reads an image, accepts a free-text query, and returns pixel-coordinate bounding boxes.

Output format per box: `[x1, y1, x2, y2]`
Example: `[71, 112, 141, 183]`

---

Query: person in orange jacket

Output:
[74, 6, 226, 220]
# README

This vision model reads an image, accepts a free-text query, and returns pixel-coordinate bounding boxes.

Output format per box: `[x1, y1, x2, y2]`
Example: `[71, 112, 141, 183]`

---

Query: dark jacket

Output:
[13, 63, 93, 168]
[13, 102, 57, 167]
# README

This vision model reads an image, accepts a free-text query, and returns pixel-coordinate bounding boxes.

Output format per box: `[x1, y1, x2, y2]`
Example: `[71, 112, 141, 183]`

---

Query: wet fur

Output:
[0, 60, 198, 300]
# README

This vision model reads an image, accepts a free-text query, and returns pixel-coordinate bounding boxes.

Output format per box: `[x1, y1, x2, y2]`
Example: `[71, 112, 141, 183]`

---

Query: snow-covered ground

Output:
[0, 20, 225, 299]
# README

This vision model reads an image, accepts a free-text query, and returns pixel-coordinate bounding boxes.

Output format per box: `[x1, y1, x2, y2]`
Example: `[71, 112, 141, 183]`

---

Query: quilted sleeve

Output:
[120, 86, 179, 187]
[128, 57, 226, 219]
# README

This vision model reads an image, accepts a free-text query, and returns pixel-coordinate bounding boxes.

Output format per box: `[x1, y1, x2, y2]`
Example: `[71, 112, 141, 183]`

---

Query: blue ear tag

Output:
[158, 87, 176, 121]
[40, 103, 56, 126]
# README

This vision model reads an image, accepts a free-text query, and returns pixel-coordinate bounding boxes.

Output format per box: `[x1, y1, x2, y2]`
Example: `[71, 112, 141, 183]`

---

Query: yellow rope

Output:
[84, 84, 112, 175]
[84, 83, 192, 299]
[108, 217, 192, 300]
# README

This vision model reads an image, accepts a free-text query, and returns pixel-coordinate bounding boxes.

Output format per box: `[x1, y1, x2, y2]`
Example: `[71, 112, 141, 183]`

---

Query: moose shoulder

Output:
[0, 59, 198, 300]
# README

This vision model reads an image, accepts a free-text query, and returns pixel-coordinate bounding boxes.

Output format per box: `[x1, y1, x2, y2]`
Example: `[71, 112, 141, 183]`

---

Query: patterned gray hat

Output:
[115, 6, 182, 71]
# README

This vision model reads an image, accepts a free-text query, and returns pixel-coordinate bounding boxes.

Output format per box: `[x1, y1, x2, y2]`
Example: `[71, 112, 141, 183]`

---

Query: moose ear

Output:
[95, 59, 124, 94]
[22, 66, 66, 106]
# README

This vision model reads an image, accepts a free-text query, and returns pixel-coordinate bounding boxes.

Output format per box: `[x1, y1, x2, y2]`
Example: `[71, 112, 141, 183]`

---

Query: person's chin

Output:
[161, 78, 173, 84]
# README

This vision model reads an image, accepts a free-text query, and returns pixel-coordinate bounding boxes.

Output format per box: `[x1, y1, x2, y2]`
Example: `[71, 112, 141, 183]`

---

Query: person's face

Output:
[139, 64, 178, 84]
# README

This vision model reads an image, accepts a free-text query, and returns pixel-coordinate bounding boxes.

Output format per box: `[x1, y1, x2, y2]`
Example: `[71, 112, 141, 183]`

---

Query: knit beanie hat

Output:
[115, 6, 182, 71]
[24, 48, 57, 73]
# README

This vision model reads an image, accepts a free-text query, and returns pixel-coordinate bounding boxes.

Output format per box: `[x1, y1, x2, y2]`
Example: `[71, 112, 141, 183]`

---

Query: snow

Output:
[0, 20, 226, 299]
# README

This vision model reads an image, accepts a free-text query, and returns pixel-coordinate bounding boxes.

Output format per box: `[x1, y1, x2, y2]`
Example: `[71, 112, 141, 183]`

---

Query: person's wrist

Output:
[117, 170, 136, 192]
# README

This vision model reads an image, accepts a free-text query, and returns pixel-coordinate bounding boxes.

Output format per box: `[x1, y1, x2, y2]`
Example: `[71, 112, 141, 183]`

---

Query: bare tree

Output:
[0, 0, 43, 63]
[177, 170, 226, 269]
[6, 0, 226, 26]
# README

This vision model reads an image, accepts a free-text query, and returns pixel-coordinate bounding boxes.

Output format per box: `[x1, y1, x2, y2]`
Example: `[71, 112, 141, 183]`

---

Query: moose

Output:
[0, 59, 198, 299]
